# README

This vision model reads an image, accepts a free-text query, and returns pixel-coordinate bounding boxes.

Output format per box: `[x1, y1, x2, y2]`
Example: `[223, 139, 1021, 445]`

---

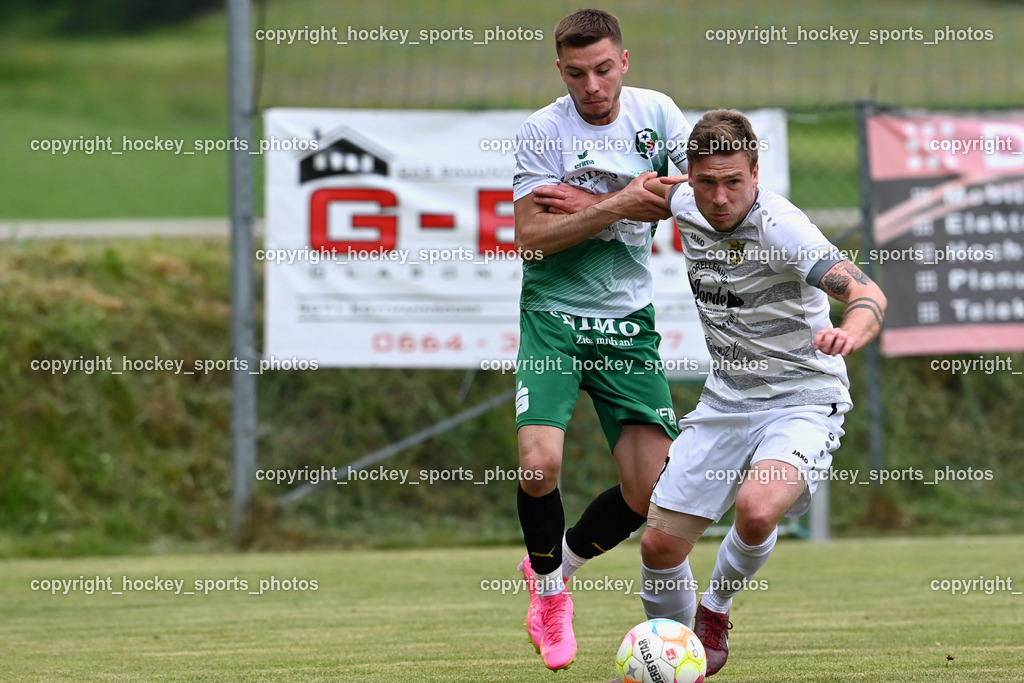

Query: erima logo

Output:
[299, 128, 391, 183]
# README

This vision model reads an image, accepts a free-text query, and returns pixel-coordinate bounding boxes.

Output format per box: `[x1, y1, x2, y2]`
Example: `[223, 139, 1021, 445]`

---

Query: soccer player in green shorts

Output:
[510, 8, 691, 671]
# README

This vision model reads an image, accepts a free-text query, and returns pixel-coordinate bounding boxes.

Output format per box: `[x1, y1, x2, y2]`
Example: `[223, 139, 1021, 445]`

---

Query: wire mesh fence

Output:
[254, 0, 1023, 213]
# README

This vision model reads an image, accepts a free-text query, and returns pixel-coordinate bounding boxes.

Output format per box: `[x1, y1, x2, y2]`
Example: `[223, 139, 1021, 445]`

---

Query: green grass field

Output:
[3, 4, 1024, 678]
[3, 536, 1023, 681]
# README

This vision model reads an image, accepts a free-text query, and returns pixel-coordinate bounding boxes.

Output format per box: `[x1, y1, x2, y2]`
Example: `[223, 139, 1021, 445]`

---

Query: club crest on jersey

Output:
[727, 240, 746, 266]
[634, 128, 659, 159]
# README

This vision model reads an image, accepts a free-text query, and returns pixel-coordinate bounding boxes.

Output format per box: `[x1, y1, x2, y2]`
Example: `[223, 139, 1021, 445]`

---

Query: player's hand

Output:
[532, 183, 602, 215]
[813, 327, 856, 356]
[606, 171, 672, 222]
[658, 174, 688, 186]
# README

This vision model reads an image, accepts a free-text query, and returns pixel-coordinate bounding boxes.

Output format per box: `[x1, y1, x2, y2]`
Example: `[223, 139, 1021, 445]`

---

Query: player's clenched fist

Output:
[813, 327, 856, 356]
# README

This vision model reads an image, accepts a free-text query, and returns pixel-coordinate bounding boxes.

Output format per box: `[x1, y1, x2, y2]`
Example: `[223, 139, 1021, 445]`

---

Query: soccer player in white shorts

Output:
[636, 109, 887, 676]
[510, 8, 691, 672]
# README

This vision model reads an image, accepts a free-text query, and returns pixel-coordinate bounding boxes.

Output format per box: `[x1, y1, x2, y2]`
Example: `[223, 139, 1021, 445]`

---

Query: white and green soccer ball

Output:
[616, 618, 707, 683]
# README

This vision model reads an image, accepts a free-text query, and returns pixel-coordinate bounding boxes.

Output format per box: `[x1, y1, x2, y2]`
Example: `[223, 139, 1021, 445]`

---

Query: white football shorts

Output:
[651, 401, 850, 521]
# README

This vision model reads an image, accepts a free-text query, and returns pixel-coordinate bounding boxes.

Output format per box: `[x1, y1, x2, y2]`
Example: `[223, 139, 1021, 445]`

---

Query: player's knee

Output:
[734, 502, 778, 544]
[516, 450, 560, 496]
[519, 469, 558, 496]
[640, 528, 690, 569]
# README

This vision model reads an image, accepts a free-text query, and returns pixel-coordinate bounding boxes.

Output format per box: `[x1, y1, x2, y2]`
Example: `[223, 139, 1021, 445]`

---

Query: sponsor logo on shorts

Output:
[515, 381, 529, 416]
[657, 407, 677, 423]
[553, 312, 641, 348]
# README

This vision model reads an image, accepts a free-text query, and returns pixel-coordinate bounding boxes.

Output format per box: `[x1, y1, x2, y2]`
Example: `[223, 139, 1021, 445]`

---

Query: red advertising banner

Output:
[867, 112, 1024, 355]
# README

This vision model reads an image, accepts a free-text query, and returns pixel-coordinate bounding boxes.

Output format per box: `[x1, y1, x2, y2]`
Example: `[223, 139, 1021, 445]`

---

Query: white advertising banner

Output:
[263, 108, 789, 370]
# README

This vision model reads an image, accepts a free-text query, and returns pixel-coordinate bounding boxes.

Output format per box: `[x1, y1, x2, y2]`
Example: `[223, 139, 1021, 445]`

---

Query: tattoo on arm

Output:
[821, 269, 849, 296]
[842, 261, 871, 285]
[848, 297, 883, 316]
[821, 261, 871, 297]
[845, 297, 884, 326]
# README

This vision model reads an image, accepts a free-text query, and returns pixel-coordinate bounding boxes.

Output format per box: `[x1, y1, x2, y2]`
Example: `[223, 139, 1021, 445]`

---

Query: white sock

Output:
[701, 525, 777, 614]
[536, 566, 565, 598]
[561, 535, 588, 580]
[640, 559, 697, 627]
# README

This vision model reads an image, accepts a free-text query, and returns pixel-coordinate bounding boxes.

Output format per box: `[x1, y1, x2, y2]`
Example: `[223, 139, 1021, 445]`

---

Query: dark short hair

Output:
[686, 109, 759, 171]
[554, 9, 622, 55]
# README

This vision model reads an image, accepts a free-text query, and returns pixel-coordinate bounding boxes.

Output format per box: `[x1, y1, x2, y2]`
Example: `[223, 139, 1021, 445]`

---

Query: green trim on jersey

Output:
[513, 87, 692, 318]
[520, 228, 656, 315]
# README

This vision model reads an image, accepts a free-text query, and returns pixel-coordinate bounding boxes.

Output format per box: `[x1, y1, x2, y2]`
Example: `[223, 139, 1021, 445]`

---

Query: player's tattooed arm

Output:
[814, 259, 887, 356]
[820, 260, 870, 296]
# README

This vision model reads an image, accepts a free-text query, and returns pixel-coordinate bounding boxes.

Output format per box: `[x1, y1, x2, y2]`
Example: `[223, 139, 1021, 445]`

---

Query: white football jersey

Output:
[668, 183, 852, 412]
[513, 87, 690, 317]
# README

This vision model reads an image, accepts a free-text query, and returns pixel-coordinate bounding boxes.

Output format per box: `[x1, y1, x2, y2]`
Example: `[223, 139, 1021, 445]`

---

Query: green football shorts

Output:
[515, 304, 679, 450]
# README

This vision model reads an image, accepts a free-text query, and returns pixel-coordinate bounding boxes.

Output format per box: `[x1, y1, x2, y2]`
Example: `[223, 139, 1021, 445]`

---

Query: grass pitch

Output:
[2, 535, 1023, 681]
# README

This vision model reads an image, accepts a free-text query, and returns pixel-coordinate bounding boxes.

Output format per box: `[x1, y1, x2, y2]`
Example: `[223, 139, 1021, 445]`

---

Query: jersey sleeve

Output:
[761, 197, 844, 286]
[663, 100, 691, 173]
[667, 181, 692, 216]
[512, 117, 563, 201]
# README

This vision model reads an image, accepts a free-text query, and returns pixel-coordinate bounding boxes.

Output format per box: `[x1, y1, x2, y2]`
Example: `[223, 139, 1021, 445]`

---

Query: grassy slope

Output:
[1, 237, 1023, 558]
[2, 2, 1023, 557]
[0, 239, 235, 556]
[1, 537, 1023, 681]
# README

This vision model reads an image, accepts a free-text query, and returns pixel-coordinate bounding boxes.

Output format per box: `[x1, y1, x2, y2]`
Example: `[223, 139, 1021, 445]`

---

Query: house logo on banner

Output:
[299, 128, 391, 182]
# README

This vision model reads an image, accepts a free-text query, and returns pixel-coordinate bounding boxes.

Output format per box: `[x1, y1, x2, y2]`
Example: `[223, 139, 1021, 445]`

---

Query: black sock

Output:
[565, 484, 645, 560]
[517, 484, 564, 576]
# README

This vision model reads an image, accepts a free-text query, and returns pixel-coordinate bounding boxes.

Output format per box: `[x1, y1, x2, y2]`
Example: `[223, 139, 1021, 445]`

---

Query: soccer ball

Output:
[615, 618, 707, 683]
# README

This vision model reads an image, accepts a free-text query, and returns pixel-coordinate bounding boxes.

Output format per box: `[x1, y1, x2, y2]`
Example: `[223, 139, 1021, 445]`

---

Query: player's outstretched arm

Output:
[652, 174, 688, 197]
[531, 174, 688, 214]
[815, 260, 888, 356]
[515, 172, 671, 258]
